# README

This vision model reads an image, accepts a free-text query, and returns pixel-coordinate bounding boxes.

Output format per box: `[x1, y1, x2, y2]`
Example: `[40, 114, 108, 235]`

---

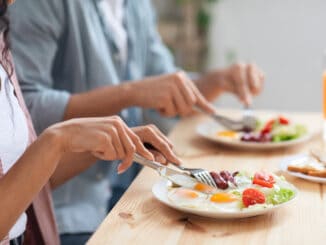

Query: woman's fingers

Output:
[146, 125, 173, 148]
[124, 127, 154, 160]
[110, 119, 138, 173]
[141, 126, 181, 164]
[107, 126, 125, 159]
[149, 149, 168, 165]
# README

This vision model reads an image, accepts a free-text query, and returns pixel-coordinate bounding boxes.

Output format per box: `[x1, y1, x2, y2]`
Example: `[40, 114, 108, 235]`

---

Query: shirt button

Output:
[96, 173, 104, 180]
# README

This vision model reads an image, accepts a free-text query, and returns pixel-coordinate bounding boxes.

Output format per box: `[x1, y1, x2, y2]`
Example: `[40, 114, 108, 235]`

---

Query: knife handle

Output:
[133, 153, 163, 171]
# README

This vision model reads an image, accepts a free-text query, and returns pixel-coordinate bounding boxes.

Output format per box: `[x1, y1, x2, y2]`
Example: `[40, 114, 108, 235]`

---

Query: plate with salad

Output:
[196, 116, 310, 149]
[152, 170, 298, 219]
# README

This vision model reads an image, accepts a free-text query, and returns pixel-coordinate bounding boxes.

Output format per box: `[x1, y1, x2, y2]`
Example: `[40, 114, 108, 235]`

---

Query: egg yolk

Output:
[210, 193, 238, 203]
[176, 189, 199, 199]
[194, 183, 216, 193]
[217, 131, 237, 138]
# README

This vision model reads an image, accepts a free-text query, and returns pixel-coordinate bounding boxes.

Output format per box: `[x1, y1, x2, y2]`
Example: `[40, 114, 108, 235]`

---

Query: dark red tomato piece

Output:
[253, 172, 275, 188]
[261, 119, 275, 134]
[242, 188, 266, 207]
[278, 116, 289, 125]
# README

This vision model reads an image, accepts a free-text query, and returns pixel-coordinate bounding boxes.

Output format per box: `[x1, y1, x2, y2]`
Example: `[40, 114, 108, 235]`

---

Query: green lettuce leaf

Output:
[266, 188, 295, 205]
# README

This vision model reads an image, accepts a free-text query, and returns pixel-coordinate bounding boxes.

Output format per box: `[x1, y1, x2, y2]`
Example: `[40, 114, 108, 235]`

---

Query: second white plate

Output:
[279, 154, 326, 184]
[196, 121, 312, 150]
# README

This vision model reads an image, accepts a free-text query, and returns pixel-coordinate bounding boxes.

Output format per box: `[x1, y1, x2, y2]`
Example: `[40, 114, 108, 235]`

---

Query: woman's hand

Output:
[48, 116, 155, 173]
[209, 63, 264, 105]
[132, 125, 181, 165]
[128, 71, 216, 117]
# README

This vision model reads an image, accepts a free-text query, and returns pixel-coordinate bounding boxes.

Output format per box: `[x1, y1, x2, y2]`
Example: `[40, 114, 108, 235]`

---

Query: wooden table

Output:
[88, 110, 326, 245]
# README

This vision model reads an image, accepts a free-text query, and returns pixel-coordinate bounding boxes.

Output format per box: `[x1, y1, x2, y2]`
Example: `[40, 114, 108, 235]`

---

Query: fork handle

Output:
[193, 106, 237, 124]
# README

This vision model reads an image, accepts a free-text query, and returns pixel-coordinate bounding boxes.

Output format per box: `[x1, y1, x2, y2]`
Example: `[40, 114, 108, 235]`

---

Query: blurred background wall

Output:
[152, 0, 325, 112]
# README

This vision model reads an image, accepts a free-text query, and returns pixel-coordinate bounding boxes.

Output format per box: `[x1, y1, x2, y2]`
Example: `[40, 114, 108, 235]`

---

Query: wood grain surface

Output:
[88, 110, 326, 245]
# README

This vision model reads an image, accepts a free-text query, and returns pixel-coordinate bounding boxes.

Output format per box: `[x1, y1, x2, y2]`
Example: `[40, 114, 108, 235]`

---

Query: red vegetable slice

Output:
[278, 116, 289, 125]
[261, 119, 275, 134]
[242, 188, 266, 207]
[253, 172, 275, 188]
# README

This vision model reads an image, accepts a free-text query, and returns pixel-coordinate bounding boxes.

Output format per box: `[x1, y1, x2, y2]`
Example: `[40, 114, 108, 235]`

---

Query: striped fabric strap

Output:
[0, 159, 9, 245]
[0, 236, 9, 245]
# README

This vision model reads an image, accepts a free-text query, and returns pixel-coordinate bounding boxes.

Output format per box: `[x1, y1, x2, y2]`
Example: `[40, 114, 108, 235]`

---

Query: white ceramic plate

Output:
[196, 121, 312, 150]
[280, 154, 326, 184]
[152, 179, 298, 219]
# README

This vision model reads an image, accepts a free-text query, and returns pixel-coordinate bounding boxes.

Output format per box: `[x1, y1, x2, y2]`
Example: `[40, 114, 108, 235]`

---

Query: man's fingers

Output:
[247, 64, 263, 95]
[175, 73, 197, 108]
[172, 86, 193, 116]
[159, 99, 176, 117]
[233, 64, 252, 105]
[189, 81, 216, 114]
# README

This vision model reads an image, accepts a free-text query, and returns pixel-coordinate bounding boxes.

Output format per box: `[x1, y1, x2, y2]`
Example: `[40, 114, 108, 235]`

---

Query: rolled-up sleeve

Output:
[9, 0, 69, 134]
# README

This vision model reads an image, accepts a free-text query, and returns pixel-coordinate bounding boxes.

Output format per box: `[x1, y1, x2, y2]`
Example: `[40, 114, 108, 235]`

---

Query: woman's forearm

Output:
[0, 130, 63, 239]
[50, 152, 97, 189]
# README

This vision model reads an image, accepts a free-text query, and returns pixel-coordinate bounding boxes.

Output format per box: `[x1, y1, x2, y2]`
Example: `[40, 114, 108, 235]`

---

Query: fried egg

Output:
[216, 130, 239, 140]
[208, 192, 241, 211]
[168, 188, 207, 208]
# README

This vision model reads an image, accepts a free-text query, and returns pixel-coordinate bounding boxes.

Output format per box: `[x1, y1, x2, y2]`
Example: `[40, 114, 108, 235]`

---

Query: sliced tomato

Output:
[261, 119, 275, 134]
[253, 178, 274, 188]
[242, 188, 266, 207]
[253, 172, 275, 188]
[278, 116, 289, 125]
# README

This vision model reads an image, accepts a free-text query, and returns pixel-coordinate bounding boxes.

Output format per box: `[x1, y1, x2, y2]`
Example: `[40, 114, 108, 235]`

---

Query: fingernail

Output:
[117, 164, 125, 174]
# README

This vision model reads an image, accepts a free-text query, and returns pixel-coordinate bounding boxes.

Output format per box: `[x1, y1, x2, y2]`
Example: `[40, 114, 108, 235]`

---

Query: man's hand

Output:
[197, 63, 264, 105]
[128, 71, 216, 117]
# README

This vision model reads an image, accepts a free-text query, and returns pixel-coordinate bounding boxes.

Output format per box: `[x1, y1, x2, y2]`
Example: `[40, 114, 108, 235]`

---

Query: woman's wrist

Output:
[39, 127, 67, 157]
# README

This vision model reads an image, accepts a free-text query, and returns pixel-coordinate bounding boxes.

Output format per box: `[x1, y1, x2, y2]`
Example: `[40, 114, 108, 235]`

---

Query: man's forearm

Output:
[63, 83, 136, 120]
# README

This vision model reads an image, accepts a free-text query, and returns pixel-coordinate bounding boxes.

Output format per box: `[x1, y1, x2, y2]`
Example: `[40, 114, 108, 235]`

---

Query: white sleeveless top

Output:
[0, 64, 29, 239]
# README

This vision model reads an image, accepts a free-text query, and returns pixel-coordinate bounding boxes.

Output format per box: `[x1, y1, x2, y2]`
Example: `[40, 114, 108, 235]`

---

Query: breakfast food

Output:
[216, 116, 307, 144]
[167, 171, 296, 212]
[287, 156, 326, 178]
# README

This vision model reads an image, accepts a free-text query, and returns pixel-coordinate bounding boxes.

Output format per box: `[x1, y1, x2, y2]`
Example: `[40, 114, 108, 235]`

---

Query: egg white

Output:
[167, 188, 208, 209]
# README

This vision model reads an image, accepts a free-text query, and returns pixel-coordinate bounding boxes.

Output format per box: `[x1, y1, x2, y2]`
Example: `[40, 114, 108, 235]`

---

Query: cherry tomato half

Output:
[242, 188, 266, 207]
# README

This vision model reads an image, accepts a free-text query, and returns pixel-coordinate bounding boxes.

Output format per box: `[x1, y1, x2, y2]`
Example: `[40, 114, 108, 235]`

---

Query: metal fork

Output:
[170, 163, 217, 188]
[194, 106, 257, 131]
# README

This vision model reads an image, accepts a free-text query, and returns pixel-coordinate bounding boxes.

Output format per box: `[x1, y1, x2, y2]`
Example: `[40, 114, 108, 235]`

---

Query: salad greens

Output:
[272, 124, 307, 142]
[266, 188, 295, 205]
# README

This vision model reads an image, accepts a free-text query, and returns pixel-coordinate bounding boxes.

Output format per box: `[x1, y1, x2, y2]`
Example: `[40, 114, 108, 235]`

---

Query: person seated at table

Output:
[8, 0, 264, 244]
[0, 1, 181, 244]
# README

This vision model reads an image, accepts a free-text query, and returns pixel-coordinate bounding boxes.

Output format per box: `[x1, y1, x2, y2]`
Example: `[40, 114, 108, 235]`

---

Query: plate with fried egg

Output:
[152, 170, 298, 219]
[196, 116, 311, 150]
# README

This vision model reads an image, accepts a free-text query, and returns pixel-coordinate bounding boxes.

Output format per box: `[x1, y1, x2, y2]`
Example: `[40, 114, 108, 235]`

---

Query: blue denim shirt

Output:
[9, 0, 177, 233]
